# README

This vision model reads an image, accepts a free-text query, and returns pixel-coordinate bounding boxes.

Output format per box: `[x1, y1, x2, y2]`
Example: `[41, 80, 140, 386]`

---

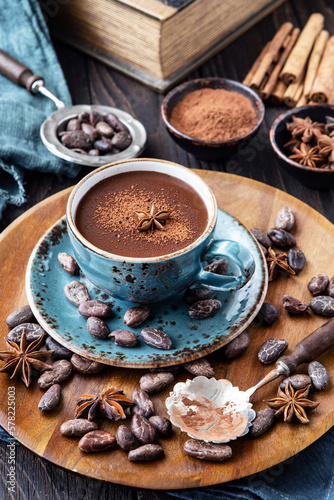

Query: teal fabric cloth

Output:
[0, 0, 80, 215]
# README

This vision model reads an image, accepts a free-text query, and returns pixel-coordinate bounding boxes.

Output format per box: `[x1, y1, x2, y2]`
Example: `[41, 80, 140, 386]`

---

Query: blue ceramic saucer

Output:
[25, 210, 267, 368]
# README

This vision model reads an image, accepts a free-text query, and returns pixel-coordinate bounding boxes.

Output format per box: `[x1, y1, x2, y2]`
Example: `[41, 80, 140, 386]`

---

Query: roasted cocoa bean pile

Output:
[58, 111, 132, 156]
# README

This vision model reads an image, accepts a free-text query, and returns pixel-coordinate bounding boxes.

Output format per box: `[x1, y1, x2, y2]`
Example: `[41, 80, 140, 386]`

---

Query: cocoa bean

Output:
[64, 281, 90, 306]
[78, 430, 116, 453]
[95, 121, 114, 138]
[108, 329, 138, 347]
[280, 374, 312, 391]
[78, 111, 90, 123]
[287, 248, 305, 274]
[71, 354, 105, 374]
[204, 258, 228, 275]
[111, 132, 132, 150]
[308, 361, 329, 390]
[45, 336, 73, 360]
[131, 388, 154, 418]
[139, 372, 174, 393]
[58, 252, 79, 275]
[140, 327, 172, 349]
[183, 288, 214, 306]
[104, 113, 128, 132]
[38, 359, 72, 389]
[38, 384, 62, 412]
[183, 358, 215, 377]
[149, 416, 172, 436]
[124, 305, 150, 327]
[327, 277, 334, 298]
[274, 207, 295, 231]
[66, 118, 81, 131]
[282, 295, 309, 314]
[250, 228, 272, 248]
[256, 303, 278, 325]
[86, 316, 110, 339]
[258, 339, 288, 364]
[131, 414, 158, 444]
[7, 323, 45, 344]
[116, 425, 136, 451]
[309, 296, 334, 316]
[189, 299, 222, 319]
[6, 305, 35, 328]
[94, 138, 113, 153]
[128, 444, 164, 462]
[249, 408, 275, 438]
[89, 110, 104, 127]
[268, 228, 296, 249]
[183, 439, 232, 462]
[60, 419, 98, 437]
[61, 130, 92, 150]
[78, 300, 112, 318]
[222, 330, 250, 359]
[81, 123, 98, 141]
[308, 274, 329, 296]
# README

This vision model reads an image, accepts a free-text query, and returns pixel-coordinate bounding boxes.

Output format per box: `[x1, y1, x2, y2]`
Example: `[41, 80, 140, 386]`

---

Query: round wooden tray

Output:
[0, 170, 333, 490]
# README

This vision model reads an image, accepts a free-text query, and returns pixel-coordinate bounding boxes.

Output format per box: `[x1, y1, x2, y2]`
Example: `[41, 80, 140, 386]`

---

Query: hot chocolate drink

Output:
[75, 170, 208, 258]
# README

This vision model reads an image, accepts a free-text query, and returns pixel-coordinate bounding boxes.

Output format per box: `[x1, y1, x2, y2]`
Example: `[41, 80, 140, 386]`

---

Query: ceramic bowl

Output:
[270, 104, 334, 190]
[161, 78, 265, 161]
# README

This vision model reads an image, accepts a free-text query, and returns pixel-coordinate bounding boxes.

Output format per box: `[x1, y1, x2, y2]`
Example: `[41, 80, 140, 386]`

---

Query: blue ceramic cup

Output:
[66, 159, 255, 303]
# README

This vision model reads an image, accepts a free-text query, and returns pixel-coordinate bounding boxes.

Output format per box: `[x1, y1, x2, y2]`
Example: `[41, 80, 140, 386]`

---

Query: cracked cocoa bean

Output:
[79, 299, 112, 318]
[282, 295, 309, 314]
[128, 444, 164, 462]
[60, 419, 98, 437]
[249, 408, 275, 438]
[131, 388, 154, 418]
[7, 323, 45, 344]
[131, 414, 158, 444]
[149, 416, 172, 436]
[258, 339, 288, 364]
[250, 228, 272, 248]
[38, 359, 72, 389]
[189, 299, 222, 319]
[140, 327, 172, 349]
[274, 207, 295, 231]
[6, 305, 35, 328]
[57, 252, 79, 275]
[71, 354, 105, 374]
[45, 336, 73, 360]
[280, 374, 312, 391]
[222, 330, 250, 359]
[256, 303, 278, 325]
[78, 430, 116, 453]
[268, 228, 296, 249]
[308, 361, 329, 391]
[183, 288, 214, 306]
[308, 274, 329, 296]
[38, 384, 62, 412]
[64, 280, 90, 306]
[204, 258, 228, 275]
[183, 439, 232, 462]
[124, 305, 150, 327]
[86, 316, 110, 339]
[108, 329, 138, 347]
[116, 425, 136, 451]
[139, 372, 174, 393]
[309, 296, 334, 316]
[183, 358, 215, 377]
[287, 248, 305, 274]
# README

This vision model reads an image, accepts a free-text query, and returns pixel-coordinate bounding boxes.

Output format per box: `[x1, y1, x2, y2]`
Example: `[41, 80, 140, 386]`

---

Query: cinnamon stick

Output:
[270, 80, 287, 106]
[261, 28, 300, 99]
[280, 13, 324, 85]
[310, 36, 334, 103]
[243, 43, 270, 86]
[249, 22, 293, 90]
[283, 68, 306, 107]
[296, 93, 308, 108]
[303, 30, 329, 98]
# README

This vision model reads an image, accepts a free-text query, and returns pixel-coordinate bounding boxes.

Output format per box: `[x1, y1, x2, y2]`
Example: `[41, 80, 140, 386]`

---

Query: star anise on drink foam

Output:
[0, 332, 53, 387]
[287, 116, 324, 143]
[265, 382, 319, 424]
[135, 203, 171, 231]
[266, 247, 295, 282]
[75, 388, 134, 421]
[289, 143, 324, 169]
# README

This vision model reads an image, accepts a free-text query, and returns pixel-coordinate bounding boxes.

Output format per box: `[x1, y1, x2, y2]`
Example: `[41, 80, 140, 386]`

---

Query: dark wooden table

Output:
[1, 0, 333, 498]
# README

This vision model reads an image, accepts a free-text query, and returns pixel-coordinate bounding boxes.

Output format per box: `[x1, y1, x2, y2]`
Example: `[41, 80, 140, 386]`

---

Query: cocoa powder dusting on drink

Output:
[170, 88, 256, 142]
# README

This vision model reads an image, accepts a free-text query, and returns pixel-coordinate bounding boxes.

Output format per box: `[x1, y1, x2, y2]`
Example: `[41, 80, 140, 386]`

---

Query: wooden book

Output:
[46, 0, 286, 92]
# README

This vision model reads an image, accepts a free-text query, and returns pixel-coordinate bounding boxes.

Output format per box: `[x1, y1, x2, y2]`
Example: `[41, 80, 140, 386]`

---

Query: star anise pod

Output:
[286, 116, 324, 143]
[266, 247, 295, 282]
[0, 332, 53, 387]
[318, 134, 334, 163]
[75, 388, 134, 421]
[283, 137, 302, 153]
[265, 382, 319, 424]
[289, 143, 324, 169]
[135, 203, 171, 231]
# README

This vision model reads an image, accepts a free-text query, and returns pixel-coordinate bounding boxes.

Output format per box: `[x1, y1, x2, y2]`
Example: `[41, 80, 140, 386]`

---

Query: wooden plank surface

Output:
[0, 171, 333, 491]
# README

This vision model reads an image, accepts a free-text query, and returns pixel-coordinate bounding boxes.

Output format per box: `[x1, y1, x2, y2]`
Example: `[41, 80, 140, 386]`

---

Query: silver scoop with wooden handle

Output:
[166, 318, 334, 443]
[0, 49, 146, 166]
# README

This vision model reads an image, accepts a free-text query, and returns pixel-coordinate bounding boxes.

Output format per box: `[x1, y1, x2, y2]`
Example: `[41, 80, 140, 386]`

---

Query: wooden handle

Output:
[0, 49, 43, 93]
[278, 317, 334, 374]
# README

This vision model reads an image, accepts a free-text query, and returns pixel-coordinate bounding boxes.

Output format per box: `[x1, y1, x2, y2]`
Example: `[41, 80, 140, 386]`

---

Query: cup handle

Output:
[193, 239, 256, 292]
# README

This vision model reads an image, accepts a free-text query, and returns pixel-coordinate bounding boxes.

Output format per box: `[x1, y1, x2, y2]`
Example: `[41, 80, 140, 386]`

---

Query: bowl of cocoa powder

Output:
[161, 78, 265, 161]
